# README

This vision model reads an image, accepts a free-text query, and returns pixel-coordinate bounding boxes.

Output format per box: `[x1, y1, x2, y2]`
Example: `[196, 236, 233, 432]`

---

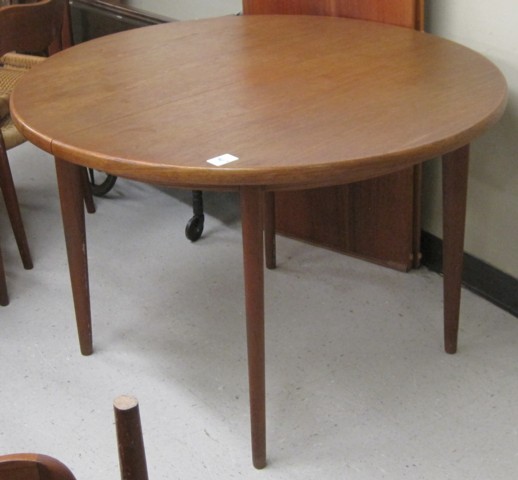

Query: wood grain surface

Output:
[11, 15, 506, 189]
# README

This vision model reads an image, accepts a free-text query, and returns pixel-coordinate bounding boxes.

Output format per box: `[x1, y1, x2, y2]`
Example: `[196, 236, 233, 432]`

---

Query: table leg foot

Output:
[442, 145, 469, 355]
[241, 186, 267, 469]
[55, 158, 93, 356]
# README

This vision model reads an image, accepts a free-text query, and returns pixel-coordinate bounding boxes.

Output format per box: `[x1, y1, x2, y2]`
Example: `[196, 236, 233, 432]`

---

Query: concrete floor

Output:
[1, 142, 517, 479]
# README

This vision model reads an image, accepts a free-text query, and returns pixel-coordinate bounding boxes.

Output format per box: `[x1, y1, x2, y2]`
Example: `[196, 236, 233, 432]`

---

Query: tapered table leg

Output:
[55, 158, 93, 356]
[442, 145, 470, 354]
[264, 191, 276, 270]
[240, 186, 267, 469]
[0, 244, 8, 306]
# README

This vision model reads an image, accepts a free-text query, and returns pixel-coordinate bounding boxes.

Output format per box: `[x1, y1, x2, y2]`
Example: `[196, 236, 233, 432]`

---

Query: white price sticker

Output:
[207, 153, 239, 167]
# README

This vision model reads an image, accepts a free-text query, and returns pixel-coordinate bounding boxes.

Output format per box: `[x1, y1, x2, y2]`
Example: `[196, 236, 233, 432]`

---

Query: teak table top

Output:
[11, 15, 506, 190]
[10, 15, 508, 469]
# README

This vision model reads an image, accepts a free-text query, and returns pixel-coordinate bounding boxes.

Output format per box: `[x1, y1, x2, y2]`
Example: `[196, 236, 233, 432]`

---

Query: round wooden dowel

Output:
[113, 395, 149, 480]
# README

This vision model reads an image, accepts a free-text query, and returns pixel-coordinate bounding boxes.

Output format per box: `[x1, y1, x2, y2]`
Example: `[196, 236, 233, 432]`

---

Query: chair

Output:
[0, 454, 77, 480]
[0, 0, 90, 298]
[242, 0, 425, 271]
[0, 395, 149, 480]
[0, 0, 66, 273]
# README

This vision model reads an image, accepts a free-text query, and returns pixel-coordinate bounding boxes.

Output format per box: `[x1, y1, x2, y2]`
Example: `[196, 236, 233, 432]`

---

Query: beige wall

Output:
[129, 0, 242, 20]
[423, 1, 518, 277]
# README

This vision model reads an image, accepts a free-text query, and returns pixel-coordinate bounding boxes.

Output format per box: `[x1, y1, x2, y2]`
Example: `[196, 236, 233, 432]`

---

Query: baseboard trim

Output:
[421, 231, 517, 318]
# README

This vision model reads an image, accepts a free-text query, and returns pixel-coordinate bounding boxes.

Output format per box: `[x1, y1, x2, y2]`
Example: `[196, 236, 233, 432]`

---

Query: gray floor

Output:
[1, 142, 517, 480]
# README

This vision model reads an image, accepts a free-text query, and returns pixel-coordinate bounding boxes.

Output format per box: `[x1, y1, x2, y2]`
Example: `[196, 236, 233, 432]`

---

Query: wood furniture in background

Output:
[0, 0, 72, 50]
[11, 15, 507, 468]
[0, 0, 71, 303]
[244, 0, 425, 271]
[69, 0, 170, 44]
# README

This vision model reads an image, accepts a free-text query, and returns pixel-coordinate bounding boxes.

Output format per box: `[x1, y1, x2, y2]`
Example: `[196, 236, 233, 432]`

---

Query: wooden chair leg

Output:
[264, 191, 276, 270]
[114, 396, 149, 480]
[0, 242, 8, 306]
[0, 141, 33, 270]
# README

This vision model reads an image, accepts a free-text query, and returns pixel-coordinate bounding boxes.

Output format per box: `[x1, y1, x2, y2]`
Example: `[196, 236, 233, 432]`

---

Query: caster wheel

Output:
[185, 214, 205, 242]
[88, 169, 118, 196]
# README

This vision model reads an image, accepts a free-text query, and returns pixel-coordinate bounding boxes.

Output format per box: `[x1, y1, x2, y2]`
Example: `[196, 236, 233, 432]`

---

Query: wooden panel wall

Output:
[243, 0, 422, 29]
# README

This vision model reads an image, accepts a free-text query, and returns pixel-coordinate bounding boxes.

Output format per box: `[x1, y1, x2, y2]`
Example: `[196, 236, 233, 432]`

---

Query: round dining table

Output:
[11, 15, 507, 468]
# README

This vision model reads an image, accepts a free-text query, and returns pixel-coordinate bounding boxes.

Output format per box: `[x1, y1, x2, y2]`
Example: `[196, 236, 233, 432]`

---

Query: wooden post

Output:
[442, 145, 470, 354]
[114, 395, 149, 480]
[264, 191, 276, 270]
[55, 157, 92, 355]
[0, 244, 8, 306]
[240, 186, 267, 469]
